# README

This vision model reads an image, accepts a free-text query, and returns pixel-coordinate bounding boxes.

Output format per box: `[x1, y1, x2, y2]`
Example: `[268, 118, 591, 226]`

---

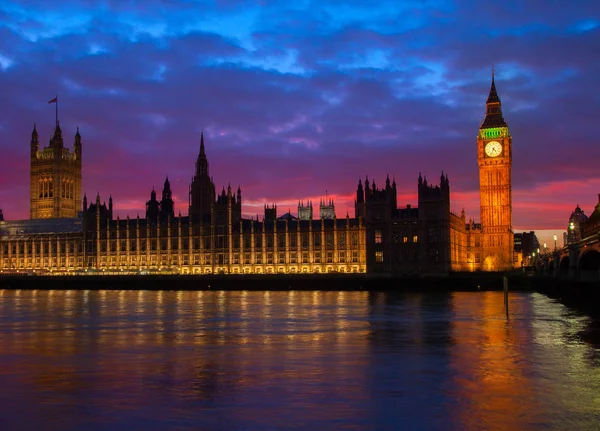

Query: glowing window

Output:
[413, 235, 418, 243]
[375, 251, 384, 263]
[375, 230, 383, 244]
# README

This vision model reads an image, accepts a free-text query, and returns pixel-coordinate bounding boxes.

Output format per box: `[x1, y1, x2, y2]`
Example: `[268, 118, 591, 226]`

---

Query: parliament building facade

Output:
[0, 76, 513, 275]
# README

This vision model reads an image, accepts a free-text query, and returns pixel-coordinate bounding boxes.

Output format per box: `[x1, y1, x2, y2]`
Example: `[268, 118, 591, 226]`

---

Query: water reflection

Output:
[0, 289, 598, 430]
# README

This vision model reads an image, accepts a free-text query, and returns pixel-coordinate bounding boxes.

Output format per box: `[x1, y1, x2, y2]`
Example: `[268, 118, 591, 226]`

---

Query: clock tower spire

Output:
[477, 71, 513, 271]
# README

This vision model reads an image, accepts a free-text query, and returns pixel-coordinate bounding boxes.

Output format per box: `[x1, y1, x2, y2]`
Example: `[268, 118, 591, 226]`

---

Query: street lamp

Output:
[553, 234, 557, 251]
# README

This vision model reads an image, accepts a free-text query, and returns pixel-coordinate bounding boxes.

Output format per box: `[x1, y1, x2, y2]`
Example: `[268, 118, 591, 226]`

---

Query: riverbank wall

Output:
[0, 272, 558, 292]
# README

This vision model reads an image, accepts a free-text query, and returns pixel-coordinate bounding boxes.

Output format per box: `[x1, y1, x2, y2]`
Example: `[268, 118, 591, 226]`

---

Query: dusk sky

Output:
[1, 0, 599, 245]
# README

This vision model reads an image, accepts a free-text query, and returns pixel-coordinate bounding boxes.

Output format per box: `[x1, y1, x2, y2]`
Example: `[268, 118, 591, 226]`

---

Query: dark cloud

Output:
[0, 0, 598, 231]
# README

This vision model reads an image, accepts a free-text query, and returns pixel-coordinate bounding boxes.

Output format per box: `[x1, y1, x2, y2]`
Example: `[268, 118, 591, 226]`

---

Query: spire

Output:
[31, 122, 38, 139]
[195, 131, 209, 177]
[481, 69, 507, 129]
[75, 126, 80, 138]
[486, 67, 500, 104]
[200, 130, 205, 157]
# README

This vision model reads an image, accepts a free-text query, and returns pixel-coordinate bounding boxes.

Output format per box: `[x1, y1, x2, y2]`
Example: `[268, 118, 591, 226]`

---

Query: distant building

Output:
[319, 199, 335, 220]
[567, 204, 589, 244]
[514, 231, 540, 259]
[298, 201, 313, 221]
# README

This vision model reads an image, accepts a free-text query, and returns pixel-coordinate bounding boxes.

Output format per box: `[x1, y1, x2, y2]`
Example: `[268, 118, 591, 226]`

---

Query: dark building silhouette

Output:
[159, 177, 175, 223]
[189, 132, 216, 223]
[514, 231, 540, 259]
[359, 172, 457, 274]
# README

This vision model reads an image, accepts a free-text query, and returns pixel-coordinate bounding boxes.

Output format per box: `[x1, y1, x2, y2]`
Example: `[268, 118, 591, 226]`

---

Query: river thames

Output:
[0, 289, 598, 430]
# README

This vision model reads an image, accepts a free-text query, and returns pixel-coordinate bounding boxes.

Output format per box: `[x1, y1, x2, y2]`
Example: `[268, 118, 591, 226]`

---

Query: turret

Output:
[146, 187, 160, 224]
[356, 178, 364, 203]
[159, 176, 175, 222]
[49, 121, 63, 149]
[74, 126, 82, 159]
[265, 204, 277, 222]
[108, 195, 113, 219]
[83, 193, 88, 211]
[30, 123, 39, 157]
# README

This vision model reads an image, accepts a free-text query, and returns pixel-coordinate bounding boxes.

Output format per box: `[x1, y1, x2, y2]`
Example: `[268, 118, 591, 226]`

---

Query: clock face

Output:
[485, 141, 502, 157]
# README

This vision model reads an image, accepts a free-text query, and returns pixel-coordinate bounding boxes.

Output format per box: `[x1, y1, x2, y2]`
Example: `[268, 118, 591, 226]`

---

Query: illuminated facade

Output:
[30, 122, 82, 219]
[0, 134, 366, 274]
[476, 74, 514, 270]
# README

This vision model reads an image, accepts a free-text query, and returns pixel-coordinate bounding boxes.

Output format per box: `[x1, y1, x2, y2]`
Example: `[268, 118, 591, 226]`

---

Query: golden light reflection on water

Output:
[0, 290, 598, 430]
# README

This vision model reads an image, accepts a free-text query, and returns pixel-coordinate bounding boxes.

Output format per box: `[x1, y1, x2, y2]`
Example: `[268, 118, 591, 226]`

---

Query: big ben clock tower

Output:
[477, 72, 513, 271]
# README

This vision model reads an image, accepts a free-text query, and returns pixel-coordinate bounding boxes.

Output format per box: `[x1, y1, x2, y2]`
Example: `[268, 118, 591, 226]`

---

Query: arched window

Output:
[39, 179, 43, 198]
[49, 179, 53, 198]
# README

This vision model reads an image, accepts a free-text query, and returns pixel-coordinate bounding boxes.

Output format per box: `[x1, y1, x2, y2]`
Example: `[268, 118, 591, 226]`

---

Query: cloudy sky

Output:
[0, 1, 598, 238]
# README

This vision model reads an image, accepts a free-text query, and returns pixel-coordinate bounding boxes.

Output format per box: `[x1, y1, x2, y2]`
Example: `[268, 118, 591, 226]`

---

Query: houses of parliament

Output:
[0, 76, 514, 275]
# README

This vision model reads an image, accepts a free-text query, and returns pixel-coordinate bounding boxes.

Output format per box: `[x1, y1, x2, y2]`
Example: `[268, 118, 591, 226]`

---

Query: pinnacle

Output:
[486, 72, 501, 104]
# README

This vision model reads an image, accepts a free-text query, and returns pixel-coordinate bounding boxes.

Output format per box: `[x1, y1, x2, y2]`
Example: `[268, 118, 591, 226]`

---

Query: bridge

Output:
[537, 232, 600, 281]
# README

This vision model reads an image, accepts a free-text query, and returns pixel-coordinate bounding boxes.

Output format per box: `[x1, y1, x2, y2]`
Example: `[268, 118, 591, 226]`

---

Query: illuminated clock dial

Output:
[485, 141, 502, 157]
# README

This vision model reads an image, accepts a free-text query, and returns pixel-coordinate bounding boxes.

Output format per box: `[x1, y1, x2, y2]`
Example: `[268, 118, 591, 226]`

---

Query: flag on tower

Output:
[48, 97, 57, 104]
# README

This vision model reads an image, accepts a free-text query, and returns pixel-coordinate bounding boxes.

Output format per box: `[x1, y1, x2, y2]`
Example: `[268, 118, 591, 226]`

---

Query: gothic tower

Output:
[477, 72, 513, 271]
[30, 122, 82, 219]
[159, 176, 175, 222]
[189, 131, 216, 223]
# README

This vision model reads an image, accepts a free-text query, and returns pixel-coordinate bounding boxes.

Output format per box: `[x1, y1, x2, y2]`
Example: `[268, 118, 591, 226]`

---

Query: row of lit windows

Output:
[88, 236, 362, 253]
[1, 252, 363, 269]
[94, 231, 362, 248]
[1, 242, 81, 255]
[1, 241, 362, 257]
[374, 230, 418, 244]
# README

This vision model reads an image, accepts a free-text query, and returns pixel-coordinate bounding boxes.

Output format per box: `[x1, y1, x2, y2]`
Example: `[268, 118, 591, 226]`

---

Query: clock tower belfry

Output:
[477, 72, 513, 271]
